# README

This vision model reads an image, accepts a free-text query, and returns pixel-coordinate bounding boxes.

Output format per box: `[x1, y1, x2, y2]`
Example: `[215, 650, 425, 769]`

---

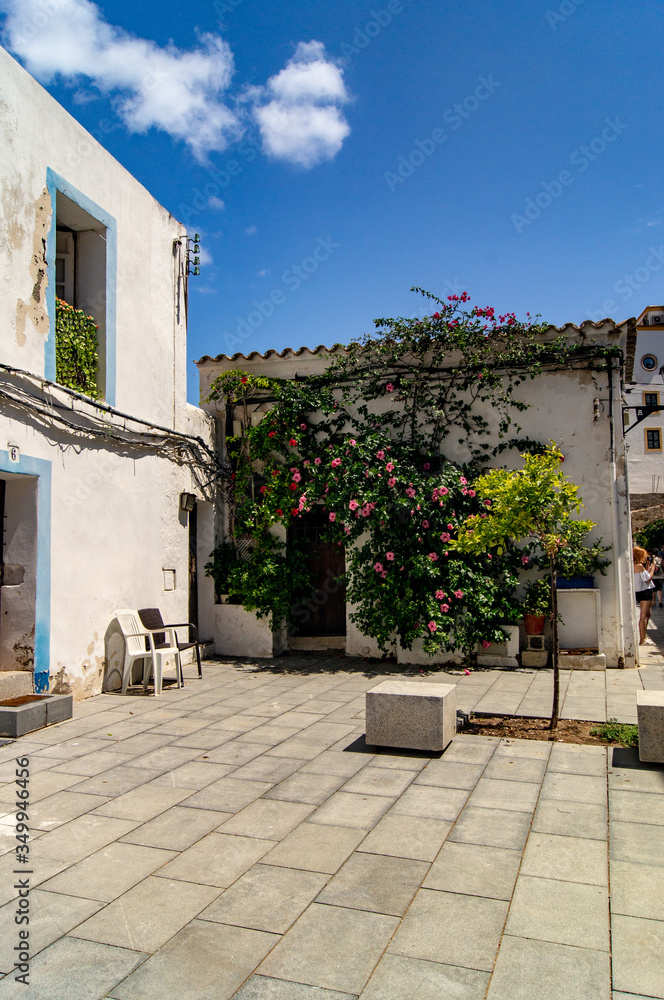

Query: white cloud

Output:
[0, 5, 351, 168]
[0, 0, 240, 160]
[198, 247, 213, 265]
[245, 225, 257, 235]
[251, 41, 351, 168]
[208, 196, 225, 210]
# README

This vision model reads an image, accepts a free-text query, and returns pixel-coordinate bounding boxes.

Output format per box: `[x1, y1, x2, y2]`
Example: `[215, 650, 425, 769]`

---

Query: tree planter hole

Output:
[0, 694, 73, 738]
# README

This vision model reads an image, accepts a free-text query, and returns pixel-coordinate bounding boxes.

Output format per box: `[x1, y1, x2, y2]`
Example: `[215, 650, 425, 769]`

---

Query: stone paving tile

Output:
[219, 799, 315, 840]
[70, 876, 220, 953]
[298, 752, 373, 778]
[390, 784, 469, 821]
[118, 746, 202, 775]
[389, 887, 508, 972]
[50, 749, 139, 777]
[202, 741, 271, 765]
[29, 790, 111, 832]
[357, 813, 452, 862]
[610, 860, 664, 920]
[108, 919, 279, 1000]
[0, 770, 83, 805]
[423, 842, 522, 900]
[308, 792, 395, 830]
[609, 789, 664, 825]
[0, 935, 144, 1000]
[482, 755, 548, 783]
[369, 750, 430, 771]
[180, 777, 271, 813]
[171, 730, 237, 750]
[234, 725, 303, 746]
[94, 733, 174, 756]
[263, 771, 347, 805]
[318, 851, 428, 916]
[67, 766, 162, 798]
[448, 806, 532, 851]
[412, 760, 484, 789]
[540, 771, 607, 805]
[0, 890, 103, 973]
[442, 739, 498, 765]
[257, 902, 399, 995]
[547, 744, 607, 776]
[157, 832, 277, 888]
[92, 782, 193, 821]
[493, 738, 551, 761]
[467, 777, 540, 814]
[611, 914, 664, 999]
[31, 737, 115, 760]
[30, 814, 139, 863]
[151, 761, 236, 789]
[262, 822, 365, 873]
[520, 832, 608, 885]
[266, 738, 342, 760]
[486, 935, 611, 1000]
[228, 756, 303, 784]
[200, 863, 327, 933]
[341, 766, 416, 798]
[359, 954, 489, 1000]
[39, 842, 176, 900]
[610, 820, 664, 866]
[232, 976, 357, 1000]
[0, 854, 72, 907]
[505, 874, 609, 950]
[532, 800, 607, 840]
[119, 806, 228, 851]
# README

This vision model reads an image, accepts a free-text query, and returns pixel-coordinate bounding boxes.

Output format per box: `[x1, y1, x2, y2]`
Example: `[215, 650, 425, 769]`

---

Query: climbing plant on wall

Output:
[55, 298, 99, 398]
[205, 289, 620, 652]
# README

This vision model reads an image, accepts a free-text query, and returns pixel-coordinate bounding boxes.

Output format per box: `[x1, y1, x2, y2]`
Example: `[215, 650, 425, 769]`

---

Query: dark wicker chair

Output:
[138, 608, 202, 682]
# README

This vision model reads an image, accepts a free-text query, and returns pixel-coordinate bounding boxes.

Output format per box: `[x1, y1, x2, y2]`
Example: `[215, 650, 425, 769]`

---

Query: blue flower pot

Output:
[556, 576, 594, 589]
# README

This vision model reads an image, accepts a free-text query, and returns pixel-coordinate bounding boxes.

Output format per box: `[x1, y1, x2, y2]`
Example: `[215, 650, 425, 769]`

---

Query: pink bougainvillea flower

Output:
[459, 476, 467, 485]
[314, 457, 322, 465]
[260, 486, 267, 493]
[374, 562, 384, 572]
[303, 460, 310, 467]
[487, 554, 492, 559]
[291, 507, 299, 516]
[289, 438, 297, 446]
[468, 490, 476, 497]
[453, 590, 463, 599]
[388, 477, 397, 487]
[435, 590, 445, 600]
[276, 508, 283, 516]
[429, 553, 439, 562]
[349, 438, 357, 446]
[331, 457, 342, 468]
[444, 550, 449, 556]
[483, 498, 491, 507]
[428, 621, 437, 632]
[344, 525, 350, 535]
[406, 487, 416, 498]
[292, 472, 302, 483]
[423, 462, 430, 470]
[300, 423, 307, 430]
[268, 431, 276, 438]
[422, 520, 430, 529]
[482, 640, 491, 649]
[240, 376, 248, 384]
[521, 555, 529, 565]
[386, 462, 394, 472]
[448, 523, 454, 530]
[329, 512, 336, 522]
[381, 570, 388, 578]
[440, 603, 450, 613]
[289, 483, 298, 491]
[440, 532, 451, 542]
[376, 450, 385, 460]
[386, 552, 395, 561]
[349, 499, 359, 510]
[385, 382, 395, 392]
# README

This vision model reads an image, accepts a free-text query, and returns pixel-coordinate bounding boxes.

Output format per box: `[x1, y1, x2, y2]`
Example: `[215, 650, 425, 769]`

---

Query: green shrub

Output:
[635, 519, 664, 555]
[590, 718, 638, 747]
[55, 298, 99, 398]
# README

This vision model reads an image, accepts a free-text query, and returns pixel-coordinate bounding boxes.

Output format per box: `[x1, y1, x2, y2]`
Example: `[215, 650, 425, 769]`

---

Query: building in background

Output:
[0, 48, 217, 699]
[624, 306, 664, 532]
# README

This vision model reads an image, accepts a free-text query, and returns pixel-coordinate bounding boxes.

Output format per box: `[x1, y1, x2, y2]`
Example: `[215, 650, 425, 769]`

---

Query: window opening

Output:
[646, 428, 662, 451]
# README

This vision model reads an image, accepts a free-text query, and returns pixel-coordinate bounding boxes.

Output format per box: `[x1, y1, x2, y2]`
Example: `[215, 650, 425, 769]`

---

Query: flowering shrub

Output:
[205, 290, 618, 652]
[55, 298, 99, 398]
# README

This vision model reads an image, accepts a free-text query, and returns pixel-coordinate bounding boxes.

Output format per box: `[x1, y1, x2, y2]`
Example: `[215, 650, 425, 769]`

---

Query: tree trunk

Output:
[549, 553, 559, 730]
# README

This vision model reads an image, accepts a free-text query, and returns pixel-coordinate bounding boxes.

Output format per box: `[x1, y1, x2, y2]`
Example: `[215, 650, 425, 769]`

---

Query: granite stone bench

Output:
[637, 691, 664, 764]
[365, 679, 456, 752]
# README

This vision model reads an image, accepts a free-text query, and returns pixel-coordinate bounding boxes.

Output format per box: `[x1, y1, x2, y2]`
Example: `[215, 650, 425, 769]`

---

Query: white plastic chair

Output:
[113, 610, 180, 696]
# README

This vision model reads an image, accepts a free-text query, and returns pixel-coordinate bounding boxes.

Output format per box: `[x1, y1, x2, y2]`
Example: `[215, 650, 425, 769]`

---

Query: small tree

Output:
[454, 444, 594, 729]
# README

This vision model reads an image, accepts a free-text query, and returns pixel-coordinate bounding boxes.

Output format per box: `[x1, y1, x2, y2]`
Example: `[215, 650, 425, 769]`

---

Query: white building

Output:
[197, 319, 638, 669]
[0, 48, 217, 700]
[624, 306, 664, 525]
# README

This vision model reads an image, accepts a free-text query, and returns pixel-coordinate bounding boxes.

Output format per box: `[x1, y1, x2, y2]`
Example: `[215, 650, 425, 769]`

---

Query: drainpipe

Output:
[607, 356, 627, 666]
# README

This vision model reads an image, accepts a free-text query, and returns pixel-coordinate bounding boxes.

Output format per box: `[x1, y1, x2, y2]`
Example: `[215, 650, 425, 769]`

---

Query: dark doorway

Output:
[288, 508, 346, 637]
[188, 503, 198, 629]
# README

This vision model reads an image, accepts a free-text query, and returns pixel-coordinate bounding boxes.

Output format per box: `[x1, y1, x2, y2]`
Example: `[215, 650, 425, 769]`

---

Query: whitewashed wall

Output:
[0, 50, 216, 698]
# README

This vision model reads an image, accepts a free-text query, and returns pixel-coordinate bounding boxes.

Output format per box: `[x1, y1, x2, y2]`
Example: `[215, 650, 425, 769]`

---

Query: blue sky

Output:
[1, 0, 663, 401]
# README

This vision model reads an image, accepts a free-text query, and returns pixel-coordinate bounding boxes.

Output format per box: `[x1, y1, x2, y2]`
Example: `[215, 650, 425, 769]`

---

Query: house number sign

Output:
[7, 445, 20, 463]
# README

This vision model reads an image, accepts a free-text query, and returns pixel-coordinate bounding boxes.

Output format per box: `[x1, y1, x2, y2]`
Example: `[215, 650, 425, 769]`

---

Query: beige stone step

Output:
[0, 671, 33, 701]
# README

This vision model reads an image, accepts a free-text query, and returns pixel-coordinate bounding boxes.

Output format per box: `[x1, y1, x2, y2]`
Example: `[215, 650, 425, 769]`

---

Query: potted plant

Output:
[204, 541, 241, 603]
[554, 529, 611, 589]
[522, 578, 551, 634]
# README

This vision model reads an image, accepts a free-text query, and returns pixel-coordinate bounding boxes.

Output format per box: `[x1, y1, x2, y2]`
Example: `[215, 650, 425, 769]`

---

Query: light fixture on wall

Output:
[180, 492, 196, 512]
[186, 234, 201, 276]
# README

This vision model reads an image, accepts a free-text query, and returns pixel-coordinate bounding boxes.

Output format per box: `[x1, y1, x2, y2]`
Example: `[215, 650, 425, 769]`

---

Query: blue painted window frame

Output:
[0, 452, 51, 693]
[45, 168, 117, 406]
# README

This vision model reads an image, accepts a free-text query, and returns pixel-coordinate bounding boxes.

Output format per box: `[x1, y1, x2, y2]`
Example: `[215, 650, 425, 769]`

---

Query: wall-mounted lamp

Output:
[180, 492, 196, 512]
[186, 234, 201, 276]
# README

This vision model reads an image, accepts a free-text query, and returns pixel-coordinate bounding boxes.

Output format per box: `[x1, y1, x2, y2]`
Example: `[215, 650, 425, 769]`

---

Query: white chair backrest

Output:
[113, 609, 147, 656]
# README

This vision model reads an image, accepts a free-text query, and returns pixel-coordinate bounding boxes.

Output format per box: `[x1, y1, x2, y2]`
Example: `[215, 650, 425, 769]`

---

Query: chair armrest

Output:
[123, 630, 156, 652]
[161, 622, 199, 642]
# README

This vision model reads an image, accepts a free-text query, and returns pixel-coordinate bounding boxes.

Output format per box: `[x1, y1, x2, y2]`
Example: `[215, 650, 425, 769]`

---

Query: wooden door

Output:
[288, 509, 346, 636]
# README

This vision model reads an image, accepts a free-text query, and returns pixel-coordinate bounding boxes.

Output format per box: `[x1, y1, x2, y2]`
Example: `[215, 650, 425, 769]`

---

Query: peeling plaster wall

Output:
[199, 326, 637, 668]
[0, 50, 216, 698]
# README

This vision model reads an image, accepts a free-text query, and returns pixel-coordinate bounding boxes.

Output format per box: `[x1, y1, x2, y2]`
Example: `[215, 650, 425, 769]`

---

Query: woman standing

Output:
[634, 546, 655, 645]
[652, 552, 664, 608]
